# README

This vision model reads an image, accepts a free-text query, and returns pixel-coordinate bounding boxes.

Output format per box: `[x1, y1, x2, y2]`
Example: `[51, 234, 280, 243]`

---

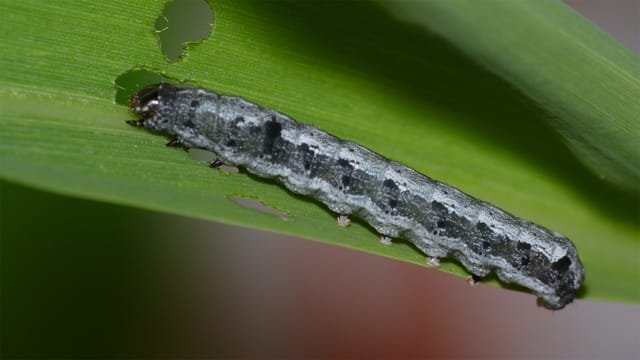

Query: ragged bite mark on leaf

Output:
[155, 0, 214, 62]
[113, 69, 171, 106]
[188, 148, 239, 173]
[229, 196, 290, 218]
[113, 68, 202, 107]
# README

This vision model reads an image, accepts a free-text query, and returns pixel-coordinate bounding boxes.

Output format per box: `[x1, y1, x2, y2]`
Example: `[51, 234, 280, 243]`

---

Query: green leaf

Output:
[380, 0, 640, 194]
[1, 0, 638, 305]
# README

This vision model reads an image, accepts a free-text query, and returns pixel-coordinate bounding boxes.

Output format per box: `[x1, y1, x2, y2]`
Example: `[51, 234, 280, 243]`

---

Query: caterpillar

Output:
[127, 82, 585, 309]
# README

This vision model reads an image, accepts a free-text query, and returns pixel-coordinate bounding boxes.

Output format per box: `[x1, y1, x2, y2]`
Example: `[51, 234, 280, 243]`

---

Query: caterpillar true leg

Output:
[165, 138, 183, 147]
[209, 158, 224, 168]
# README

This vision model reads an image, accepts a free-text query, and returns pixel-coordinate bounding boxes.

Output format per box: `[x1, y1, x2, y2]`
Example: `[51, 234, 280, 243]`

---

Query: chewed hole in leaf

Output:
[188, 148, 239, 173]
[113, 68, 169, 106]
[114, 69, 201, 106]
[155, 0, 214, 62]
[188, 148, 215, 162]
[229, 196, 290, 218]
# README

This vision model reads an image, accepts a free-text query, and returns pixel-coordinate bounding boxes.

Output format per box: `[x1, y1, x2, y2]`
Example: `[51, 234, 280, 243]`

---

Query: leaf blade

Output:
[380, 0, 640, 193]
[1, 0, 638, 305]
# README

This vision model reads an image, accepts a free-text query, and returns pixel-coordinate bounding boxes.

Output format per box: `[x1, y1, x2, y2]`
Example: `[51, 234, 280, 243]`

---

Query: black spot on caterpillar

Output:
[127, 82, 585, 310]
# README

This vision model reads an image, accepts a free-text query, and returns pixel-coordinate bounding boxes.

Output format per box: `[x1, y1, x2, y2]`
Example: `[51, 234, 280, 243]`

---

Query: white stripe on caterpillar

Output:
[127, 83, 585, 310]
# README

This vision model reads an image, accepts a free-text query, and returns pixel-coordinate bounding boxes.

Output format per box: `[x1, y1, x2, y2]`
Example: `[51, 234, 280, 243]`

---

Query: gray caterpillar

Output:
[127, 83, 584, 309]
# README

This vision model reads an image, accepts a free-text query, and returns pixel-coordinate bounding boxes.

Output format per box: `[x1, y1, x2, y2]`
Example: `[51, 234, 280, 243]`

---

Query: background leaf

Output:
[381, 0, 640, 193]
[1, 0, 638, 306]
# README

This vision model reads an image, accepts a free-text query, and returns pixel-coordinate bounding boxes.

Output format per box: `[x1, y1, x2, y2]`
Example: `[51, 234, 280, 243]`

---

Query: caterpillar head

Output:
[127, 82, 178, 131]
